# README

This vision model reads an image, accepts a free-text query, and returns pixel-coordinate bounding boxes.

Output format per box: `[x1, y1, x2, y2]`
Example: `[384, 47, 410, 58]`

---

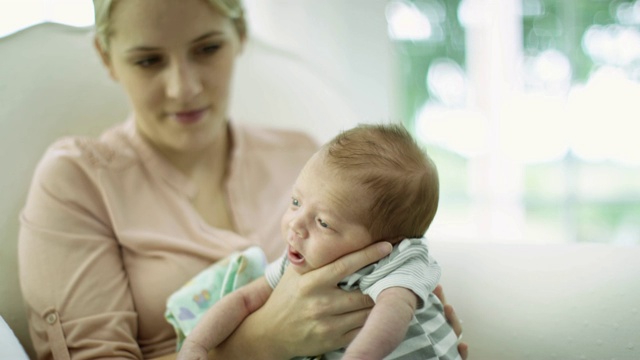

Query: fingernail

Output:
[378, 242, 392, 254]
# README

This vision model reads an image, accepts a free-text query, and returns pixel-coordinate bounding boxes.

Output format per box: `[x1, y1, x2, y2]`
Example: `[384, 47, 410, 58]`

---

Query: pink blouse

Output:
[18, 119, 318, 359]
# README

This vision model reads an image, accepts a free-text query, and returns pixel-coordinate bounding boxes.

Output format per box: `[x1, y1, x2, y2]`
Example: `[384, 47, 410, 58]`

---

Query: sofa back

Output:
[431, 240, 640, 360]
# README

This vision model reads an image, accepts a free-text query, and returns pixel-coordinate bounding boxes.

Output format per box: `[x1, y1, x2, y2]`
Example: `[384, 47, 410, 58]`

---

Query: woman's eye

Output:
[291, 198, 300, 207]
[199, 44, 221, 55]
[318, 219, 329, 228]
[135, 57, 161, 68]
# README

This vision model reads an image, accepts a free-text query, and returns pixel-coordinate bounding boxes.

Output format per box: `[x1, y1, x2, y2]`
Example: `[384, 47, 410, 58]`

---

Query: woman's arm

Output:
[343, 287, 417, 360]
[156, 250, 469, 360]
[178, 278, 272, 360]
[206, 242, 393, 359]
[19, 143, 142, 359]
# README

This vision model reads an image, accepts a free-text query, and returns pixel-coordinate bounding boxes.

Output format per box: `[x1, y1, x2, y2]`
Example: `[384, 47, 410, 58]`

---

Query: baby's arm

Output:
[343, 287, 418, 360]
[178, 277, 273, 360]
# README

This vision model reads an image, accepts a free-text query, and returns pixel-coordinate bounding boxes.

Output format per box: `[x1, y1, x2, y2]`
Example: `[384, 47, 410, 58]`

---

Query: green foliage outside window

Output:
[391, 0, 640, 244]
[391, 0, 465, 129]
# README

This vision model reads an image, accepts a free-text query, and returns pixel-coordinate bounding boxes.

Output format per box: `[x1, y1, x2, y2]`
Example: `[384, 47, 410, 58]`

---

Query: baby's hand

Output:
[176, 342, 209, 360]
[341, 355, 374, 360]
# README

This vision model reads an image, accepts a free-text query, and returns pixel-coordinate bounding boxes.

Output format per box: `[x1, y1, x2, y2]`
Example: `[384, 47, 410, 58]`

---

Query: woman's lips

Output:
[287, 245, 305, 265]
[171, 107, 208, 125]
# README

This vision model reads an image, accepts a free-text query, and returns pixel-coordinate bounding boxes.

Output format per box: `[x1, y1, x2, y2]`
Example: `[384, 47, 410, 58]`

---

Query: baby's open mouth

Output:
[287, 245, 305, 265]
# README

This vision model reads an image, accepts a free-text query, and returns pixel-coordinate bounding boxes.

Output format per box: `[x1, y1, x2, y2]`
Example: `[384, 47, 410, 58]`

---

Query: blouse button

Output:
[45, 313, 57, 324]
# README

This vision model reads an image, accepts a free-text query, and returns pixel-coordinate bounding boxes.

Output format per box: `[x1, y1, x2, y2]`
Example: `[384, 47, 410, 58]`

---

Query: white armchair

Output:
[0, 23, 129, 359]
[1, 22, 639, 360]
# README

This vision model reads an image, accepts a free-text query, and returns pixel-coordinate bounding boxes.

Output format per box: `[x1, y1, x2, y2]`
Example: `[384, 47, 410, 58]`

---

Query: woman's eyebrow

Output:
[126, 31, 224, 53]
[190, 31, 224, 43]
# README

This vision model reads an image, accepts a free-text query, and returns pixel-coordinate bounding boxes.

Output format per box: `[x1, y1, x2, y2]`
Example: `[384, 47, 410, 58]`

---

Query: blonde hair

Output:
[93, 0, 247, 51]
[323, 123, 440, 241]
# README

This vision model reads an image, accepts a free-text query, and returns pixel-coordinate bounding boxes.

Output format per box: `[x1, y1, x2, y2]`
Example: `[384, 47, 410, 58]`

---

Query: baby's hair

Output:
[322, 123, 439, 241]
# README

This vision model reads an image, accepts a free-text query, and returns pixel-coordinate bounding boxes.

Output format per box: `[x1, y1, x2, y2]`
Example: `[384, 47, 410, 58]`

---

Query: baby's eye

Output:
[291, 197, 300, 207]
[318, 219, 329, 228]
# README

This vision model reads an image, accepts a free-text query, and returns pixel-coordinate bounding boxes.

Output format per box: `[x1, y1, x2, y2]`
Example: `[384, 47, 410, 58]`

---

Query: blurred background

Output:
[2, 0, 638, 246]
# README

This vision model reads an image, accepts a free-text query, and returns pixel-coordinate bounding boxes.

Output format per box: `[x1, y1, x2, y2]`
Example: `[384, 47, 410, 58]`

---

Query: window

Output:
[0, 0, 93, 38]
[388, 0, 640, 244]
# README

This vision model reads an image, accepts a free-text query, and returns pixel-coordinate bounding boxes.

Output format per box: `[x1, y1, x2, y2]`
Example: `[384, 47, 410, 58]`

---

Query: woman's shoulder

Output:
[33, 124, 138, 184]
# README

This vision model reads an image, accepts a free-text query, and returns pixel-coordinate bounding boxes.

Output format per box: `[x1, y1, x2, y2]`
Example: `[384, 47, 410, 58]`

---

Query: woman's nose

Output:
[165, 60, 203, 101]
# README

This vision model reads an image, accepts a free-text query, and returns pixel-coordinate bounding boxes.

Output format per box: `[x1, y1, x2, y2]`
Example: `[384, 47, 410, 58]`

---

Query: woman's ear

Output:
[94, 37, 118, 82]
[236, 35, 246, 56]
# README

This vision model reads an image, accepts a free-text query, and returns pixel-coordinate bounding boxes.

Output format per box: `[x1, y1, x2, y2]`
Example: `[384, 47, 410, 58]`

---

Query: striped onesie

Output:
[265, 238, 461, 360]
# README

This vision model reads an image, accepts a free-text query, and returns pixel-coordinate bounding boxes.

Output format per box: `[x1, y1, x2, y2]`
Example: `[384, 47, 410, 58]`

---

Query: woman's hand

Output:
[265, 241, 393, 357]
[434, 284, 469, 360]
[213, 241, 392, 359]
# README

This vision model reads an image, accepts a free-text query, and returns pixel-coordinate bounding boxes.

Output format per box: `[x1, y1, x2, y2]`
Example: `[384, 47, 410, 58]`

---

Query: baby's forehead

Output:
[326, 175, 372, 220]
[301, 151, 374, 210]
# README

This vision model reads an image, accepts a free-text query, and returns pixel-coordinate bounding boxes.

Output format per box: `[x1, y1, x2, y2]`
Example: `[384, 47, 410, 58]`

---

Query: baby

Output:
[178, 123, 461, 360]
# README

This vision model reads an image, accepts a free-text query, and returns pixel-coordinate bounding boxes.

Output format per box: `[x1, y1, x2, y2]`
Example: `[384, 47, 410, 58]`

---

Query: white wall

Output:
[243, 0, 393, 125]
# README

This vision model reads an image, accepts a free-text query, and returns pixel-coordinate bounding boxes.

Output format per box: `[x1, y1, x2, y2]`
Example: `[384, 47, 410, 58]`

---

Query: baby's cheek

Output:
[316, 244, 349, 268]
[280, 213, 290, 241]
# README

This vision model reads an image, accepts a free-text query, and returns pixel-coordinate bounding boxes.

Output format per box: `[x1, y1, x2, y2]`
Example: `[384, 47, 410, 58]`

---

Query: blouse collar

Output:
[122, 116, 247, 200]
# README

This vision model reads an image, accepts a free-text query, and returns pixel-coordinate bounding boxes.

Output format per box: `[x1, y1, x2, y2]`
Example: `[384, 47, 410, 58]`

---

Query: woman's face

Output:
[98, 0, 244, 153]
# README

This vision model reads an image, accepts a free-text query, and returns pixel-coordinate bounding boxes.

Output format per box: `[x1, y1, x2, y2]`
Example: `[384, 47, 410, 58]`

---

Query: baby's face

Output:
[280, 152, 373, 274]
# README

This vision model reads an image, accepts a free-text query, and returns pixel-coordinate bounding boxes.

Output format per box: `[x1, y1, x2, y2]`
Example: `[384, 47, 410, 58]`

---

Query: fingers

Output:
[439, 284, 468, 360]
[458, 341, 469, 360]
[331, 308, 370, 347]
[436, 284, 463, 336]
[340, 326, 363, 349]
[300, 307, 371, 353]
[332, 289, 375, 314]
[313, 242, 392, 285]
[433, 284, 446, 305]
[444, 304, 463, 337]
[436, 284, 468, 359]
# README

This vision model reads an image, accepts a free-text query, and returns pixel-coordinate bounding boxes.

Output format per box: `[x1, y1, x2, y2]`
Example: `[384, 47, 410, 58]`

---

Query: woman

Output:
[18, 0, 468, 358]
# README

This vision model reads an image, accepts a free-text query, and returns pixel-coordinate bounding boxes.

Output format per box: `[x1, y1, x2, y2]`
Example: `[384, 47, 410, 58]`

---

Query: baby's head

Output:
[282, 123, 439, 274]
[322, 123, 439, 242]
